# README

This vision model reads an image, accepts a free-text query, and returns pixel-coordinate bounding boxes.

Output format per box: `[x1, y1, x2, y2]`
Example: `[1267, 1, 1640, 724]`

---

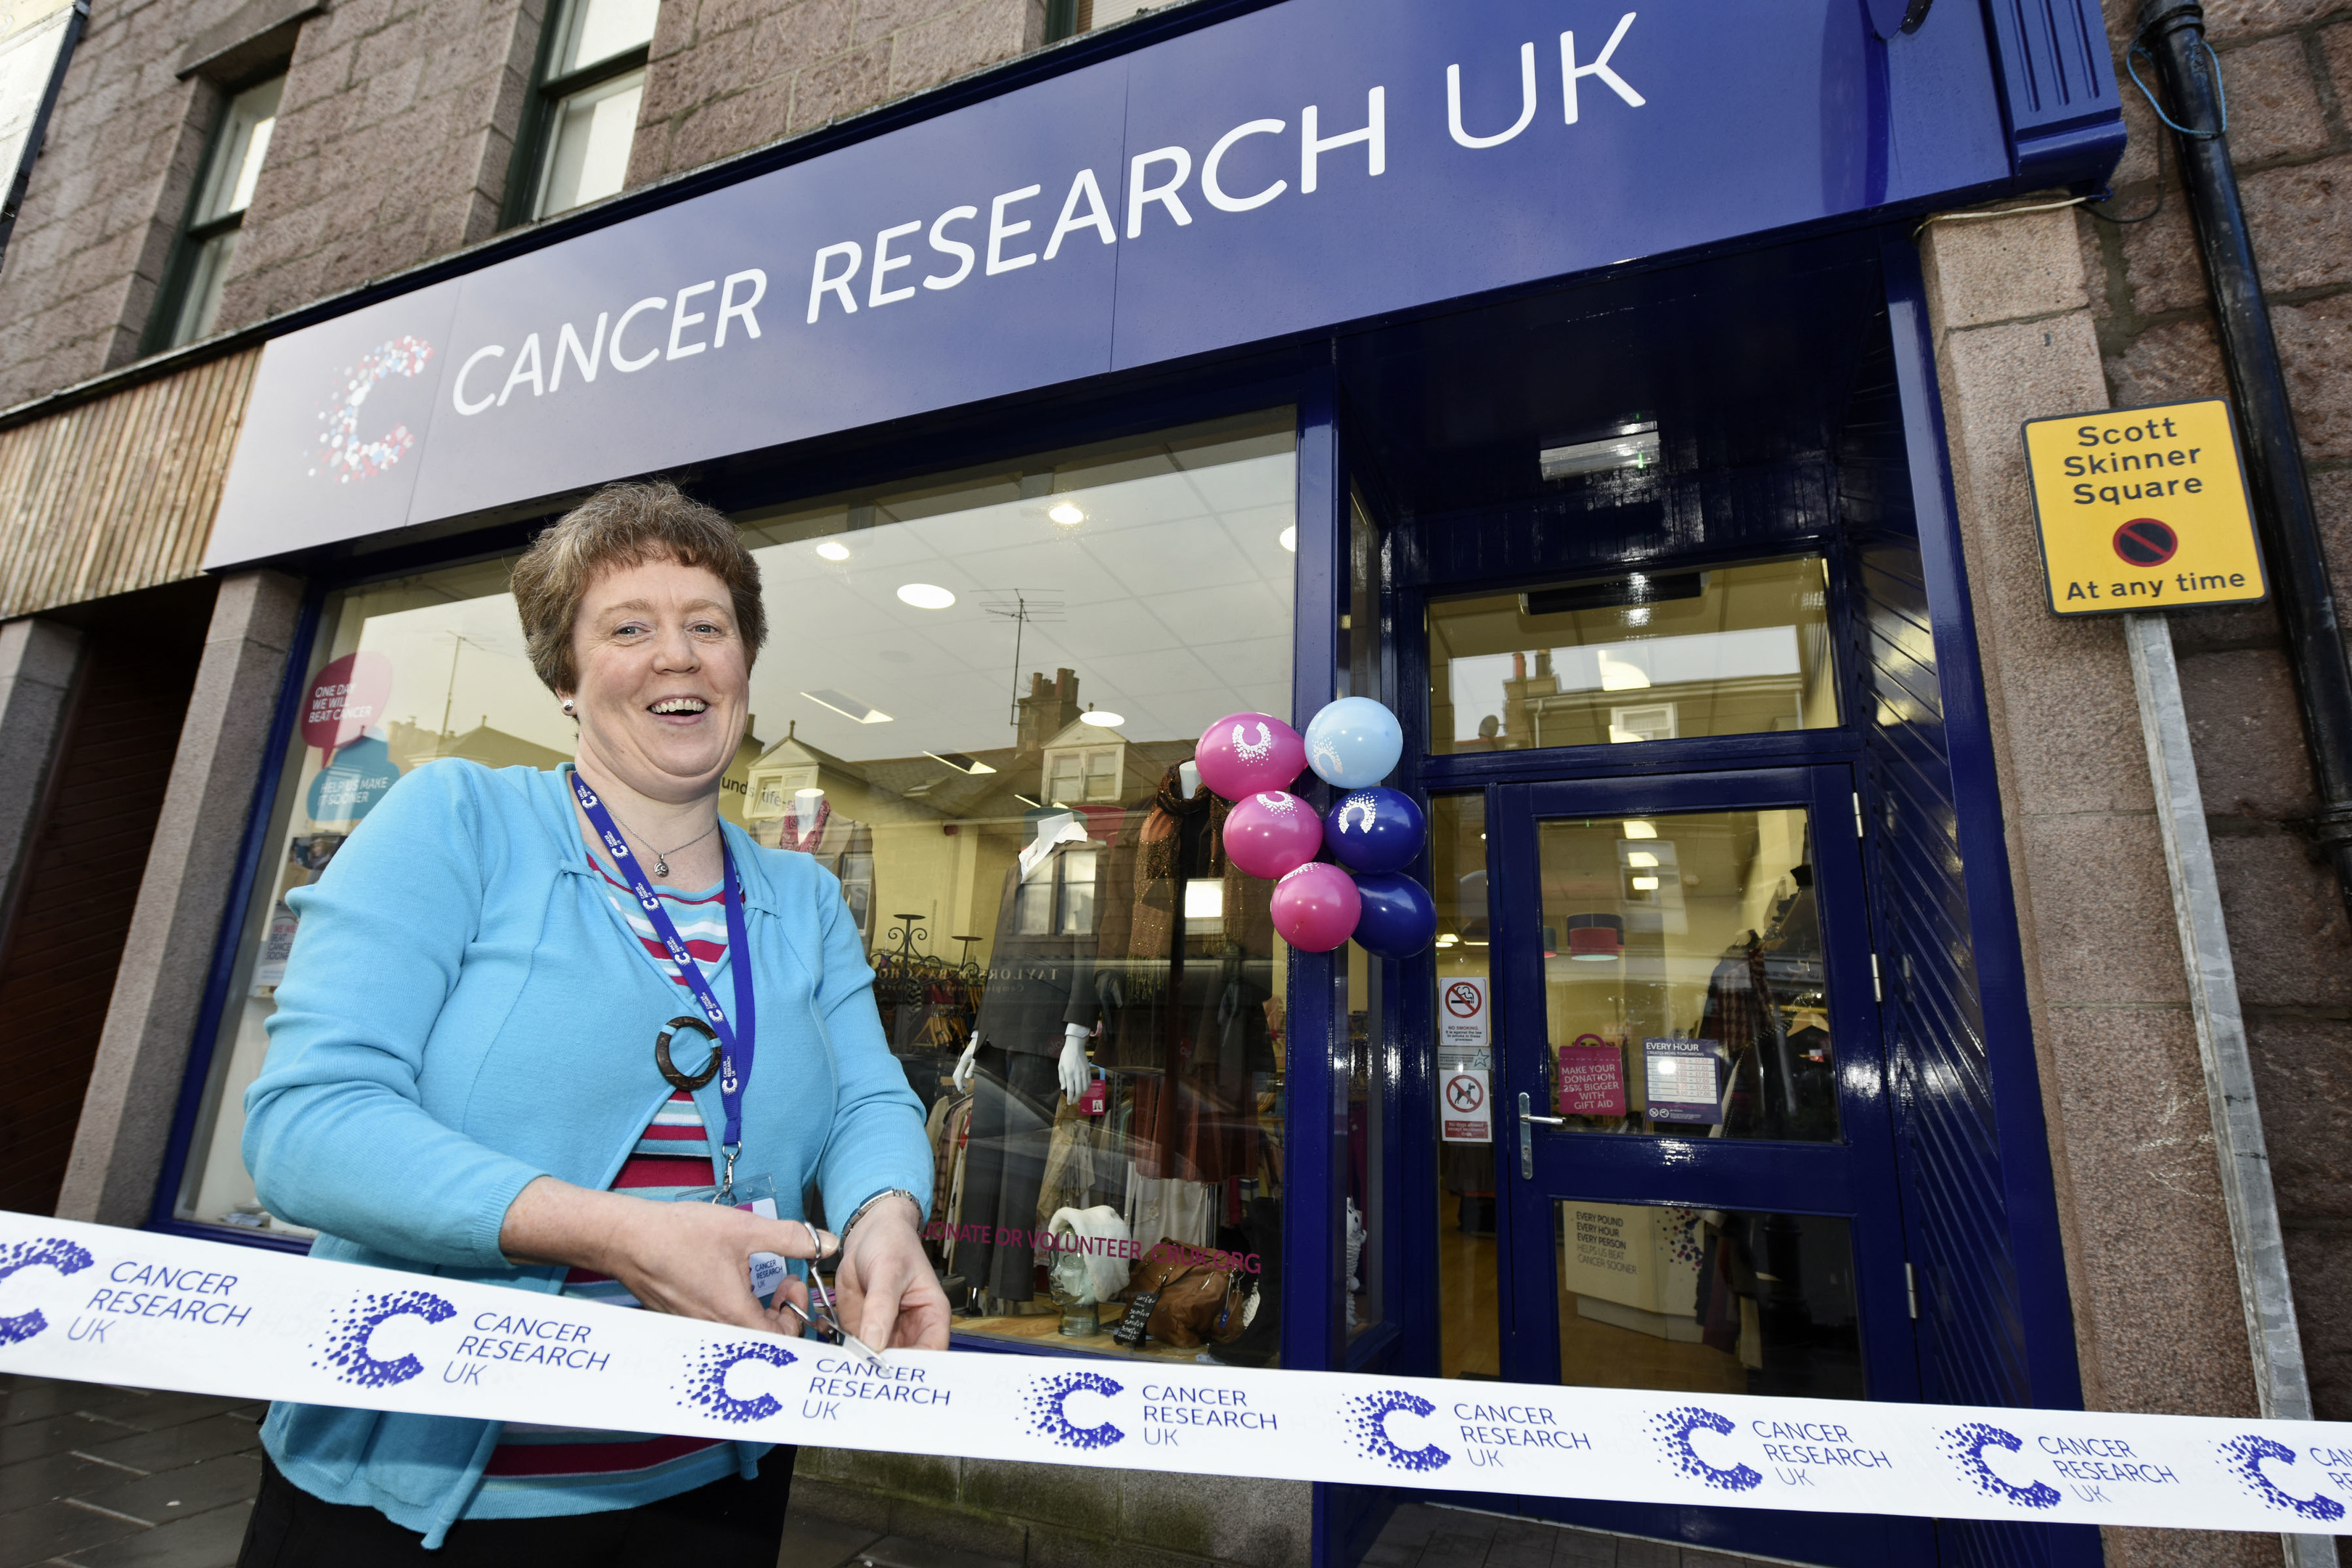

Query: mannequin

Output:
[948, 811, 1107, 1307]
[953, 807, 1104, 1101]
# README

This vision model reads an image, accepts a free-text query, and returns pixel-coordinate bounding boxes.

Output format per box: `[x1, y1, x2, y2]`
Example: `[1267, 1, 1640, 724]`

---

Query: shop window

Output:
[507, 0, 657, 224]
[145, 73, 283, 353]
[1426, 555, 1839, 756]
[175, 412, 1297, 1371]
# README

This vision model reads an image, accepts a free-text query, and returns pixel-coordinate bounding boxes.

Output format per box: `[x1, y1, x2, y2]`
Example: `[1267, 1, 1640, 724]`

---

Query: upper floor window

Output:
[1045, 0, 1177, 39]
[147, 73, 282, 351]
[510, 0, 657, 223]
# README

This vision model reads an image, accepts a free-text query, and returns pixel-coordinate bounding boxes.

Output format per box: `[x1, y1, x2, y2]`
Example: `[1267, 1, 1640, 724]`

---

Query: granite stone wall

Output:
[2085, 0, 2352, 1430]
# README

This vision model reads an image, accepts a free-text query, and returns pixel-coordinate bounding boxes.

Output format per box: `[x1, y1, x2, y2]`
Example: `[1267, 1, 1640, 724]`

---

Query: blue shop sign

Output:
[205, 0, 2120, 568]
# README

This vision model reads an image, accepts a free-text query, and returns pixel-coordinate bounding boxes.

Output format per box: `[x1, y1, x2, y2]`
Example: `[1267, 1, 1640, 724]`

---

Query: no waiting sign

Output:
[2022, 399, 2265, 616]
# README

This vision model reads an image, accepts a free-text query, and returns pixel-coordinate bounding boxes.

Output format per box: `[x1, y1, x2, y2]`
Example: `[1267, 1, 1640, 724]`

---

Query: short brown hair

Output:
[511, 480, 767, 694]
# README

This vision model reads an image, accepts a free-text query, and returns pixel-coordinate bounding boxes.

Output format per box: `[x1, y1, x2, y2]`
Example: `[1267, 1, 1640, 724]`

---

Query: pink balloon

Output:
[1270, 862, 1361, 953]
[1194, 711, 1306, 801]
[1223, 791, 1323, 879]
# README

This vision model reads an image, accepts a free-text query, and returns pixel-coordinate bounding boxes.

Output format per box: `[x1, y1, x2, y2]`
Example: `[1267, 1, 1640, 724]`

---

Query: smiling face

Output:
[562, 555, 751, 805]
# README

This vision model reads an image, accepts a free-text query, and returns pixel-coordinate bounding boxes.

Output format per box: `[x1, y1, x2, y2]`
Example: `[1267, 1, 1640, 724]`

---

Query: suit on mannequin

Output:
[950, 813, 1104, 1306]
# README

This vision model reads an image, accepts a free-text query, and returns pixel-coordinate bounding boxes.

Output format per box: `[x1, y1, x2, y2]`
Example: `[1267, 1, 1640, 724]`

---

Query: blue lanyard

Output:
[569, 769, 757, 1188]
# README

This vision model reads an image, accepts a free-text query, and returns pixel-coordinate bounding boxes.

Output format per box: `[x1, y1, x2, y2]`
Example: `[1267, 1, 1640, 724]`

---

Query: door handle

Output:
[1518, 1092, 1564, 1178]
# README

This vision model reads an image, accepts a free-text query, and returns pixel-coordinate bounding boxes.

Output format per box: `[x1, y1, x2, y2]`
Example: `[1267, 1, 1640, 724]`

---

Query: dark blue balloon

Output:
[1352, 872, 1438, 959]
[1323, 787, 1426, 875]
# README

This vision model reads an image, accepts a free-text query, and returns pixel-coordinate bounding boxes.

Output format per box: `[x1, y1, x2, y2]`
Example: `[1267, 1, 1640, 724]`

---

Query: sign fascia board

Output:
[205, 0, 2092, 569]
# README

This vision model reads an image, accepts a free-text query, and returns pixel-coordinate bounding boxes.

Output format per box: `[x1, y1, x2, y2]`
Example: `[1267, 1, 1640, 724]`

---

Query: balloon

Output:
[1223, 791, 1323, 879]
[1270, 862, 1360, 952]
[1194, 711, 1307, 800]
[1351, 872, 1439, 959]
[1303, 697, 1404, 788]
[1323, 787, 1426, 875]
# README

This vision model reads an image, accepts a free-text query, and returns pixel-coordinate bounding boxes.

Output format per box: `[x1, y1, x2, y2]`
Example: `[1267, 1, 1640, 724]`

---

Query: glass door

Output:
[1487, 766, 1927, 1565]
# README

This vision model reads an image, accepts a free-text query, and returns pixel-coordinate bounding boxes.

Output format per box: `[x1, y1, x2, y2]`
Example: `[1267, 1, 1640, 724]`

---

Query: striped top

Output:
[473, 857, 761, 1511]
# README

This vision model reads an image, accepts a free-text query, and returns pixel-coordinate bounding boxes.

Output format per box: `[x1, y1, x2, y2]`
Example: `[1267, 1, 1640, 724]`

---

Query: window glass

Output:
[1556, 1204, 1861, 1399]
[1535, 809, 1837, 1143]
[555, 0, 658, 73]
[178, 415, 1299, 1372]
[534, 70, 644, 219]
[192, 77, 282, 226]
[158, 74, 282, 349]
[1426, 556, 1838, 755]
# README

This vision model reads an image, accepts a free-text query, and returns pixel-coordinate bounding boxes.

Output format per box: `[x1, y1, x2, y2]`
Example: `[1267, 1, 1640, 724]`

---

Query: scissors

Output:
[775, 1221, 882, 1363]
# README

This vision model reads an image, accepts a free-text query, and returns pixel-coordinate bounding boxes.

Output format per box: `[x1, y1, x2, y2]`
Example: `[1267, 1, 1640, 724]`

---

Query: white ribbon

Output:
[3, 1212, 2345, 1535]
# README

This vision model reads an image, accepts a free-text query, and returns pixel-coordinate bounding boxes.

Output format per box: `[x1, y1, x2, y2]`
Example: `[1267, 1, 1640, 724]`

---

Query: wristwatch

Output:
[838, 1188, 923, 1250]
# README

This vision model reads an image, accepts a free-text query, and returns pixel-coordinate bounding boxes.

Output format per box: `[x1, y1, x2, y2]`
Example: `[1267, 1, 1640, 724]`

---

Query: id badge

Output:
[661, 1173, 791, 1302]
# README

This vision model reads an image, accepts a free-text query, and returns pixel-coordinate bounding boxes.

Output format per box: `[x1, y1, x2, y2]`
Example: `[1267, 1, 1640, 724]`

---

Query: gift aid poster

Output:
[2022, 399, 2266, 616]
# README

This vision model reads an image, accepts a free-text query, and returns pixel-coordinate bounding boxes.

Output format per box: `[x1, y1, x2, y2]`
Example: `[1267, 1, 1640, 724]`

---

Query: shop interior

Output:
[176, 409, 1306, 1367]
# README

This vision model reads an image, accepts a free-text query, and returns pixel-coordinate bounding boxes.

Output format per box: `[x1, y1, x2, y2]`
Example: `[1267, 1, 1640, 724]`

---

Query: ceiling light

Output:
[1434, 933, 1459, 949]
[926, 751, 999, 775]
[815, 541, 850, 561]
[801, 689, 893, 723]
[1630, 875, 1661, 891]
[1048, 502, 1087, 526]
[1080, 710, 1124, 728]
[1540, 421, 1660, 481]
[1623, 820, 1657, 839]
[1626, 851, 1659, 867]
[1279, 525, 1297, 552]
[897, 583, 955, 609]
[1014, 793, 1042, 808]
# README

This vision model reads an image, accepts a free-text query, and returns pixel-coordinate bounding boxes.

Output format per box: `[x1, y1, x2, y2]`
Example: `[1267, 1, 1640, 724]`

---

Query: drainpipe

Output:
[2138, 0, 2352, 929]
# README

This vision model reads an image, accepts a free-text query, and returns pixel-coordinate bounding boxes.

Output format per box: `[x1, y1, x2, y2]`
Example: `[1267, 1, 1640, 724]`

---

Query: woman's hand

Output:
[499, 1177, 830, 1334]
[834, 1196, 950, 1352]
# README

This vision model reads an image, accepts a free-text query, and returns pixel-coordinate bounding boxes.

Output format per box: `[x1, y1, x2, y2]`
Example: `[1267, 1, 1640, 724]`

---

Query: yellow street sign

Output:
[2022, 398, 2265, 615]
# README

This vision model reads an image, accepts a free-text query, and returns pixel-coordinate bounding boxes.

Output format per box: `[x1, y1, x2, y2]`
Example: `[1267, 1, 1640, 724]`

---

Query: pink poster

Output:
[301, 651, 393, 763]
[1557, 1038, 1627, 1116]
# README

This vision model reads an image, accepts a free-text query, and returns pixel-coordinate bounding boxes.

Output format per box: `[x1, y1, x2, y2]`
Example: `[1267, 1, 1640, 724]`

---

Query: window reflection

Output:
[1428, 556, 1838, 754]
[178, 414, 1299, 1369]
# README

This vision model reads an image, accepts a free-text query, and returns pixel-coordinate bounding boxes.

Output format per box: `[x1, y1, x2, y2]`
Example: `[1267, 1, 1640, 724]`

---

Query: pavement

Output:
[1, 1374, 264, 1568]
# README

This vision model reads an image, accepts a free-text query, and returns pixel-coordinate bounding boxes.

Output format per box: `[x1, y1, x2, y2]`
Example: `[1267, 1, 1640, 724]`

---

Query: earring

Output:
[562, 699, 575, 714]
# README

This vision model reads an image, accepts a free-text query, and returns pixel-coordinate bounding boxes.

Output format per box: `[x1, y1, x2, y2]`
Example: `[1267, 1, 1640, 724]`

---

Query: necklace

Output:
[606, 808, 720, 878]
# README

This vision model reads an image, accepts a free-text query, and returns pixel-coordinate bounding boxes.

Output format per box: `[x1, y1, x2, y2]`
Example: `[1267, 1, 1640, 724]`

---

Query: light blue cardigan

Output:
[242, 759, 932, 1545]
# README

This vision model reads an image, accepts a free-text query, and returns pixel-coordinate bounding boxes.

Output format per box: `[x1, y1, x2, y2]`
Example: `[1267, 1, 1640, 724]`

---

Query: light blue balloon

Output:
[1304, 697, 1403, 788]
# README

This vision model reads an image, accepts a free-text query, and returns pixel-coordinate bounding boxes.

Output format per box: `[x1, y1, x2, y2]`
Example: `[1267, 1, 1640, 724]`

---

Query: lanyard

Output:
[569, 769, 757, 1193]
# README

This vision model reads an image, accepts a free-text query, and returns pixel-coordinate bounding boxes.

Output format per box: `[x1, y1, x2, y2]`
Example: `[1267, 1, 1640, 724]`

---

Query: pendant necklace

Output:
[608, 809, 719, 878]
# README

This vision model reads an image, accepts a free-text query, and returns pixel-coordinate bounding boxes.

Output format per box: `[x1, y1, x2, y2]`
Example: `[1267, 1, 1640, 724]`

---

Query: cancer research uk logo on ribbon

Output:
[315, 1289, 456, 1389]
[678, 1342, 799, 1424]
[1651, 1406, 1763, 1493]
[0, 1237, 94, 1346]
[1940, 1421, 2062, 1510]
[2219, 1434, 2348, 1524]
[1026, 1371, 1126, 1451]
[1344, 1390, 1450, 1474]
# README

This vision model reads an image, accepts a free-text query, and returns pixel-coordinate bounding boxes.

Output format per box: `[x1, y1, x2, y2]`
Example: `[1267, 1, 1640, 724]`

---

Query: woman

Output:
[238, 481, 947, 1564]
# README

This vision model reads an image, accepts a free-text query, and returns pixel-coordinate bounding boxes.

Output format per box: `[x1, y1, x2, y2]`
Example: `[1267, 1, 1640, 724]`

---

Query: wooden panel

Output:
[0, 348, 260, 619]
